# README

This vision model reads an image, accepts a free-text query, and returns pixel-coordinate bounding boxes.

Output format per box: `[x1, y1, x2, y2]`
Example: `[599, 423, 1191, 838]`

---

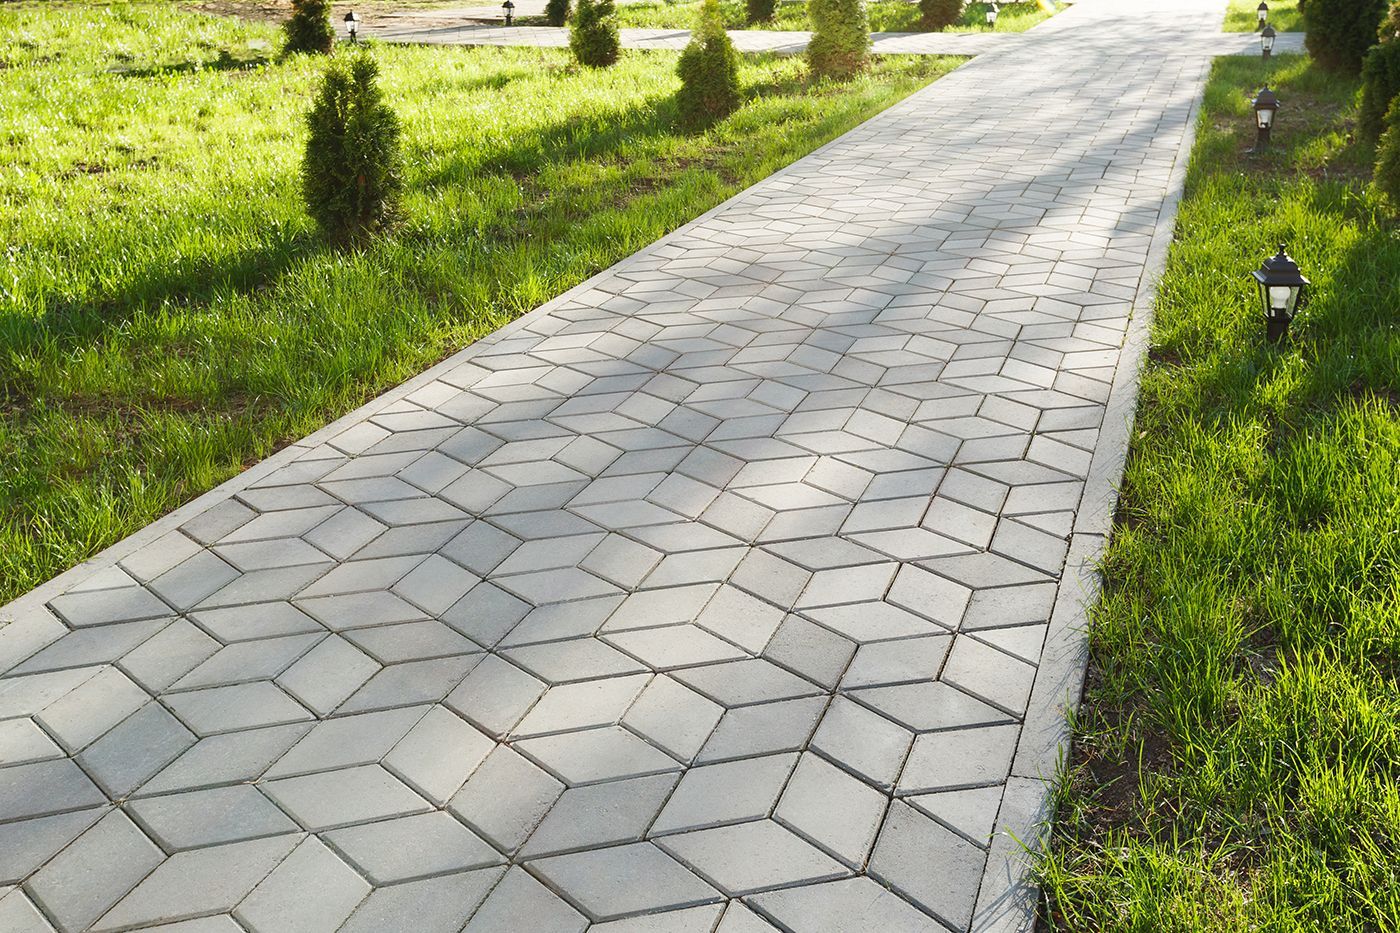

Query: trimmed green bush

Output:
[677, 0, 741, 127]
[746, 0, 776, 23]
[570, 0, 620, 67]
[545, 0, 571, 27]
[283, 0, 334, 55]
[1377, 96, 1400, 206]
[807, 0, 870, 80]
[1383, 1, 1400, 40]
[302, 53, 403, 243]
[919, 0, 963, 31]
[1303, 0, 1387, 74]
[1360, 37, 1400, 142]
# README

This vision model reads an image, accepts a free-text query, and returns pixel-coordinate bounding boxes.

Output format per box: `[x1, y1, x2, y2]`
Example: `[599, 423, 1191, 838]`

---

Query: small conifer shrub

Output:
[1376, 96, 1400, 207]
[1304, 0, 1387, 74]
[302, 54, 403, 243]
[807, 0, 870, 80]
[677, 0, 741, 127]
[284, 0, 334, 55]
[545, 0, 571, 27]
[919, 0, 963, 31]
[746, 0, 776, 24]
[1360, 36, 1400, 143]
[570, 0, 621, 67]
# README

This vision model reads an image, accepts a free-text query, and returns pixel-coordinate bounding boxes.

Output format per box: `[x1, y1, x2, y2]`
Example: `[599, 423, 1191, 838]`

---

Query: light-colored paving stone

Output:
[1, 0, 1232, 928]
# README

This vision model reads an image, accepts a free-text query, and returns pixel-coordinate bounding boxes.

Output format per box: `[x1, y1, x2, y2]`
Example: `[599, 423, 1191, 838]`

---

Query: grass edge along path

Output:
[1037, 53, 1400, 932]
[0, 1, 961, 603]
[1223, 0, 1303, 33]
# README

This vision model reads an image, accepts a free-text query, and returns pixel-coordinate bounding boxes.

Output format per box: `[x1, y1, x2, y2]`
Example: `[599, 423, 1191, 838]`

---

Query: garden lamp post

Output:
[1250, 86, 1279, 153]
[503, 0, 515, 24]
[1256, 1, 1268, 27]
[1251, 244, 1309, 343]
[1261, 23, 1276, 61]
[986, 4, 999, 27]
[344, 11, 360, 42]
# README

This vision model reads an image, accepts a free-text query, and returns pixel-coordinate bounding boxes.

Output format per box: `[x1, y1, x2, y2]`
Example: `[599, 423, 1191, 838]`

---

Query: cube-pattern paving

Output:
[0, 2, 1230, 930]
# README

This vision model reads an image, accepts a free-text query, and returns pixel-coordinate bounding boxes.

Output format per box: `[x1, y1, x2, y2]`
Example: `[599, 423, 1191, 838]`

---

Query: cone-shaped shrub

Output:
[1304, 0, 1387, 74]
[919, 0, 963, 31]
[1383, 1, 1400, 42]
[570, 0, 620, 67]
[1377, 96, 1400, 206]
[545, 0, 571, 27]
[746, 0, 776, 24]
[284, 0, 334, 55]
[1360, 36, 1400, 142]
[677, 0, 741, 128]
[302, 53, 403, 243]
[807, 0, 870, 80]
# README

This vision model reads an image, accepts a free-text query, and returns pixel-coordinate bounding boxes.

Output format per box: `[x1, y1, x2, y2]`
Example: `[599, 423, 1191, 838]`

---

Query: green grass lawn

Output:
[1039, 54, 1400, 931]
[601, 0, 1052, 33]
[1224, 0, 1303, 32]
[0, 1, 960, 603]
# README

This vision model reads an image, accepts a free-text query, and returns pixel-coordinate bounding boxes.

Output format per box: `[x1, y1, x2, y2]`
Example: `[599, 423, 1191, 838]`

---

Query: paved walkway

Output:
[3, 1, 1232, 931]
[365, 5, 1304, 55]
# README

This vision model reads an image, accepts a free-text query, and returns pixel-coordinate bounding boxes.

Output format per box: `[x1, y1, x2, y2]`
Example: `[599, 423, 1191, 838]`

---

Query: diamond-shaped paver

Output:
[657, 820, 851, 896]
[529, 842, 723, 921]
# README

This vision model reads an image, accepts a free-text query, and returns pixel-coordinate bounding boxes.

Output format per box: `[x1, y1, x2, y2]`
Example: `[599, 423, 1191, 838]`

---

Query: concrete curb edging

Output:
[966, 50, 1215, 933]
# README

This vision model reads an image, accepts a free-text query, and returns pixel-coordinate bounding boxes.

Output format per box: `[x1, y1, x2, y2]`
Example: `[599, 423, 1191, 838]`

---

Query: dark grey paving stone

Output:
[73, 700, 197, 795]
[652, 754, 796, 836]
[47, 586, 169, 629]
[163, 682, 312, 736]
[24, 810, 163, 933]
[749, 876, 953, 933]
[868, 802, 986, 932]
[137, 722, 312, 796]
[529, 842, 724, 922]
[11, 619, 169, 675]
[657, 820, 850, 897]
[0, 808, 105, 886]
[520, 772, 677, 857]
[324, 811, 503, 883]
[125, 785, 298, 852]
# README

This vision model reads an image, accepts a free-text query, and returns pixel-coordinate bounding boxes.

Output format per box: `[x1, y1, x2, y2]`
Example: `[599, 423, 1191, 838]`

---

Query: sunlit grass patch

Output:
[0, 1, 961, 600]
[1039, 54, 1400, 933]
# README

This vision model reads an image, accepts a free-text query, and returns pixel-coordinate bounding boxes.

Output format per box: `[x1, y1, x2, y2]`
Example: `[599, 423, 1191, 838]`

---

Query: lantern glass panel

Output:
[1257, 107, 1274, 129]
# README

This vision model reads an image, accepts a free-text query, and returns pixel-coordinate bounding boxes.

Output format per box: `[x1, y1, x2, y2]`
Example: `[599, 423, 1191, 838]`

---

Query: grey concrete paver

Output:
[1, 0, 1231, 927]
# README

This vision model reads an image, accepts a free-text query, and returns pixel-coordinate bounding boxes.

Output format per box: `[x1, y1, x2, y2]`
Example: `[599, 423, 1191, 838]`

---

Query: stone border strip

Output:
[966, 47, 1216, 933]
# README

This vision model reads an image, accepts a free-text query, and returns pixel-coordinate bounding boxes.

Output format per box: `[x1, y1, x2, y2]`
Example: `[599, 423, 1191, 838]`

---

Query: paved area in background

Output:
[365, 6, 1303, 55]
[3, 1, 1235, 931]
[371, 21, 1014, 54]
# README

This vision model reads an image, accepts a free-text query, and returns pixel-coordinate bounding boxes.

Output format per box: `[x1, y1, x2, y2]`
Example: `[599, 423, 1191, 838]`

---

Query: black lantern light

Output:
[1256, 1, 1268, 27]
[344, 11, 360, 42]
[503, 0, 516, 24]
[1251, 244, 1309, 342]
[986, 3, 999, 27]
[1261, 23, 1276, 61]
[1250, 86, 1279, 153]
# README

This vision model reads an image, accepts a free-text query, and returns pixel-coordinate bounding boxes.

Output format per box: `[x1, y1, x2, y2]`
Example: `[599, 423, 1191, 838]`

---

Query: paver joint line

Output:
[0, 1, 1233, 930]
